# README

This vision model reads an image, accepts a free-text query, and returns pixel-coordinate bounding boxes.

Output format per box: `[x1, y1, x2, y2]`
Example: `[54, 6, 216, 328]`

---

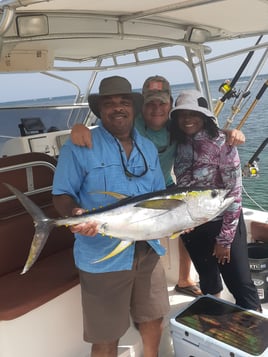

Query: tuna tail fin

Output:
[4, 183, 55, 274]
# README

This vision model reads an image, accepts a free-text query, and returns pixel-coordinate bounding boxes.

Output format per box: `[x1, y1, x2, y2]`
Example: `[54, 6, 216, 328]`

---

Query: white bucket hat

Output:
[170, 90, 217, 123]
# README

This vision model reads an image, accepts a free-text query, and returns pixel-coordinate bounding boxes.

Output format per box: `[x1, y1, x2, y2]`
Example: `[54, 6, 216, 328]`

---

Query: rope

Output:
[242, 184, 267, 212]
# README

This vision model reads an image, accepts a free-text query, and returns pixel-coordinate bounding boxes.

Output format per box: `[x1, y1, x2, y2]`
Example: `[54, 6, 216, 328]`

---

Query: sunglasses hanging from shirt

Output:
[114, 137, 148, 178]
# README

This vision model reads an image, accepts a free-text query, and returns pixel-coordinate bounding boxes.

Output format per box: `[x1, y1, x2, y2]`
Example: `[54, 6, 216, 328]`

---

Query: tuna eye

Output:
[211, 189, 218, 198]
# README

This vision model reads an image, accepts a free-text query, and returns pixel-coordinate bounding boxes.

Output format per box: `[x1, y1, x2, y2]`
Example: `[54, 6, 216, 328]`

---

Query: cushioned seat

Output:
[0, 249, 78, 320]
[251, 221, 268, 243]
[0, 152, 78, 320]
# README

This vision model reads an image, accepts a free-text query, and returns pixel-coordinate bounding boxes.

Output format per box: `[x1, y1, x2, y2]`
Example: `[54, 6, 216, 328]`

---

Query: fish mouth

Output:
[210, 188, 232, 203]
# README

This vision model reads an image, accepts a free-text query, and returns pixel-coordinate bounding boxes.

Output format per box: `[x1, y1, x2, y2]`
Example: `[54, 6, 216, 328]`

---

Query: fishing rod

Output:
[242, 138, 268, 177]
[214, 36, 263, 118]
[236, 80, 268, 130]
[223, 46, 268, 129]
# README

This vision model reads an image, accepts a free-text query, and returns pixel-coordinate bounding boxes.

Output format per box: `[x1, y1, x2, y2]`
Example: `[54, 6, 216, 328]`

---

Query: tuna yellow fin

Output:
[169, 231, 183, 239]
[90, 191, 128, 200]
[92, 240, 133, 263]
[136, 198, 184, 210]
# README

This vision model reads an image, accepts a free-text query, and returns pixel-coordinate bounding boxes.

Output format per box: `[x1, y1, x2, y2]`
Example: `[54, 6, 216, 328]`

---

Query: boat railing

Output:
[0, 160, 55, 204]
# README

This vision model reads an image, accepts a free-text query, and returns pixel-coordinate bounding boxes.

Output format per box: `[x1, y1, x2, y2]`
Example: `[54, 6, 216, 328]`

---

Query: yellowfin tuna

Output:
[4, 183, 234, 274]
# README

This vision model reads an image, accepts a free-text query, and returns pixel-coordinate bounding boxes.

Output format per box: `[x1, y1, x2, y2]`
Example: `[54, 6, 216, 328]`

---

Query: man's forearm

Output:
[53, 194, 80, 217]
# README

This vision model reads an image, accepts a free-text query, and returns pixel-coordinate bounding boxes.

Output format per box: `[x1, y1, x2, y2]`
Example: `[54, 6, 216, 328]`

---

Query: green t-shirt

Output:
[135, 114, 176, 186]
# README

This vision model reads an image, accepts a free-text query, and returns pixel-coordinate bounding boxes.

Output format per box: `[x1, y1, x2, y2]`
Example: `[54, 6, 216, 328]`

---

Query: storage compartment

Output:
[248, 243, 268, 303]
[170, 295, 268, 357]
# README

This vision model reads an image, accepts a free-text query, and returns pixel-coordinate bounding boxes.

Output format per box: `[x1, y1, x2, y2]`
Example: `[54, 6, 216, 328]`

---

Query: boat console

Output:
[1, 130, 71, 158]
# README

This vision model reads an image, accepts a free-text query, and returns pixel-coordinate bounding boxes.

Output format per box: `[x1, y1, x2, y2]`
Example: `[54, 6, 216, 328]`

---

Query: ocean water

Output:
[0, 76, 267, 211]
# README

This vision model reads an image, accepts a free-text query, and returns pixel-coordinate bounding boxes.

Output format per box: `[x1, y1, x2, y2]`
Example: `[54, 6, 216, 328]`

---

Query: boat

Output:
[0, 1, 268, 356]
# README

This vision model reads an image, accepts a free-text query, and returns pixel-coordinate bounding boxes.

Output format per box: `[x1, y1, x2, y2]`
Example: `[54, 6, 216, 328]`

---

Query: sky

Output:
[1, 36, 268, 102]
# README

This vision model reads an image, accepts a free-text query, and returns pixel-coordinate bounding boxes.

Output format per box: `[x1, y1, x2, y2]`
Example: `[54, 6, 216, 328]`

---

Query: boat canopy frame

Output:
[1, 0, 268, 128]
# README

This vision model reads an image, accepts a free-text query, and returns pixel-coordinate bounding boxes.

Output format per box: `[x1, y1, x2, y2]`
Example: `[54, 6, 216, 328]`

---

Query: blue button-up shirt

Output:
[52, 123, 166, 273]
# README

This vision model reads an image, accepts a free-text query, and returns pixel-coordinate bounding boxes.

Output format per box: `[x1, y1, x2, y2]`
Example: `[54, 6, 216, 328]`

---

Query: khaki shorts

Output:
[79, 242, 170, 343]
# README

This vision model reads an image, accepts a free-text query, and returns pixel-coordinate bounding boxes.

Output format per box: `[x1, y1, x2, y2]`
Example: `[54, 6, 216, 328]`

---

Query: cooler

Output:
[170, 295, 268, 357]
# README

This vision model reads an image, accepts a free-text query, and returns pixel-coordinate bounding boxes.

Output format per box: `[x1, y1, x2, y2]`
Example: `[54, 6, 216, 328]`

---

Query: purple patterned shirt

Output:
[174, 130, 242, 247]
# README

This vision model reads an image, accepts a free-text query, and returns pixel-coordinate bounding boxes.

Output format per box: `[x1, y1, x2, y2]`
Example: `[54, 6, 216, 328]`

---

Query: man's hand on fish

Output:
[70, 207, 98, 236]
[213, 243, 230, 265]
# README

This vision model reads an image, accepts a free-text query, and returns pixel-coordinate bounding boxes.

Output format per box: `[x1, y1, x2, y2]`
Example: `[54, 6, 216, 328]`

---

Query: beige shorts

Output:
[79, 242, 170, 343]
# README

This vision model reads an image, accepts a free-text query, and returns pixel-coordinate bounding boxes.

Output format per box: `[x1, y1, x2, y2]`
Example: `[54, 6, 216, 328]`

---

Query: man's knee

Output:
[136, 317, 164, 334]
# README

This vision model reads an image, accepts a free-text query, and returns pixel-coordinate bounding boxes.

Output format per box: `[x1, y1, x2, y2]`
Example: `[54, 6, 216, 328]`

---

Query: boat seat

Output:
[0, 152, 78, 320]
[251, 221, 268, 243]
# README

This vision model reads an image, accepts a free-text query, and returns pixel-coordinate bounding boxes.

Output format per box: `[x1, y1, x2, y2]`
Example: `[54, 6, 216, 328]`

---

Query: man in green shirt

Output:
[134, 77, 176, 187]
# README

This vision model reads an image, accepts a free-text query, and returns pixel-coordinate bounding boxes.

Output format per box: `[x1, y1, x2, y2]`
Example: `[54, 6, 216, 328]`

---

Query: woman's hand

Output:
[225, 129, 245, 146]
[213, 242, 230, 265]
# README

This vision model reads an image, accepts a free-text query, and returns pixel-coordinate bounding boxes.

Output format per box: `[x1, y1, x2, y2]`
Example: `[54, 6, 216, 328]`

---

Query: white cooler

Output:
[170, 295, 268, 357]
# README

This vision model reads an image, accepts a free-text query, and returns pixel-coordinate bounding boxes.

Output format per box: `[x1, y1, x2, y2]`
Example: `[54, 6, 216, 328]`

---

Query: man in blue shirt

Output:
[52, 76, 170, 357]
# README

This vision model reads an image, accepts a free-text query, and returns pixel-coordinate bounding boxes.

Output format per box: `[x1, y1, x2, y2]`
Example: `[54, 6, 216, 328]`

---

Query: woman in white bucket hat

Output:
[169, 89, 262, 311]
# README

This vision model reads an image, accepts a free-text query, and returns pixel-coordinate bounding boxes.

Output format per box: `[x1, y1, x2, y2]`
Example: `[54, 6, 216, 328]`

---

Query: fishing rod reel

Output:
[242, 138, 268, 178]
[218, 80, 239, 100]
[242, 160, 259, 178]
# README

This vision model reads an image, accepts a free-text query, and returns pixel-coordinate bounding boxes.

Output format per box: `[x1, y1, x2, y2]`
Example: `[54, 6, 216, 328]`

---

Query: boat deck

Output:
[106, 280, 268, 357]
